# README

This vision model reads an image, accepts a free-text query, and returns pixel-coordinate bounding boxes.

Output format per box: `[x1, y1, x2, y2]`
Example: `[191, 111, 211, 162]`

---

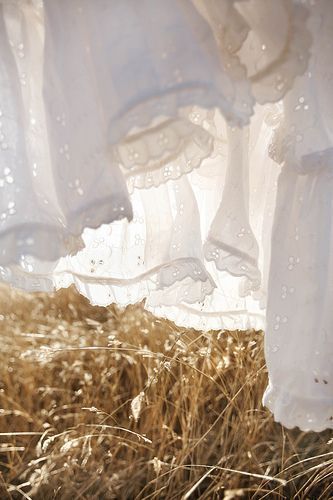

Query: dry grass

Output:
[0, 285, 332, 499]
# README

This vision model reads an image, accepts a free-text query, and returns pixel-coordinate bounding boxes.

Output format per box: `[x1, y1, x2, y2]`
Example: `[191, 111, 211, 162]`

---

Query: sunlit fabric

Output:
[0, 0, 332, 432]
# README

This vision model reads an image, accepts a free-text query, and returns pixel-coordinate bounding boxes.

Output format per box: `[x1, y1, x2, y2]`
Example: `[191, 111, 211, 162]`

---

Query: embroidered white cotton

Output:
[0, 0, 332, 432]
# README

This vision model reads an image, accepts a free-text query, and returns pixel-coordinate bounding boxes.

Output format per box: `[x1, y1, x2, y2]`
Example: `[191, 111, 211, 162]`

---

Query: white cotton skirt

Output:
[0, 0, 332, 432]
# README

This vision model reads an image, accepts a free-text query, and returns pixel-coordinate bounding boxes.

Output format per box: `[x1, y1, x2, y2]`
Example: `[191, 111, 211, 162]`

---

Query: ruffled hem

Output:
[114, 116, 215, 192]
[147, 303, 266, 332]
[204, 237, 261, 297]
[263, 384, 333, 432]
[3, 257, 216, 307]
[0, 224, 79, 268]
[109, 85, 254, 146]
[65, 195, 133, 236]
[0, 196, 133, 267]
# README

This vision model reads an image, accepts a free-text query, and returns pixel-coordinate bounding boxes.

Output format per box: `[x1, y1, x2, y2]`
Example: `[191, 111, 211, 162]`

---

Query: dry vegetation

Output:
[0, 285, 332, 499]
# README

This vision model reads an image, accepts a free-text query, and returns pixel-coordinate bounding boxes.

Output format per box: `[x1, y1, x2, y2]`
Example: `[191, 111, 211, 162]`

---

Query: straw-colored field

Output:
[0, 286, 332, 499]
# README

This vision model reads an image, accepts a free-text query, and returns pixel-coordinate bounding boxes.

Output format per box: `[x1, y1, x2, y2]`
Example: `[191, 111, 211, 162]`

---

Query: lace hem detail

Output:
[109, 86, 254, 147]
[0, 196, 133, 267]
[263, 384, 333, 432]
[147, 303, 266, 332]
[204, 237, 261, 297]
[0, 224, 80, 268]
[195, 0, 311, 105]
[3, 257, 216, 307]
[113, 117, 215, 192]
[65, 195, 133, 235]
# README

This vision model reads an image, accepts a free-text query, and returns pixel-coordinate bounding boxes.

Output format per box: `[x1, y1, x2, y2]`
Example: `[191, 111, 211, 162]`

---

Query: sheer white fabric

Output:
[0, 0, 332, 432]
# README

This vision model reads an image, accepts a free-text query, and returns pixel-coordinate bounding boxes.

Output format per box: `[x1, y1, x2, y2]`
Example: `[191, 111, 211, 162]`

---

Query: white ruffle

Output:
[263, 384, 333, 432]
[114, 114, 215, 192]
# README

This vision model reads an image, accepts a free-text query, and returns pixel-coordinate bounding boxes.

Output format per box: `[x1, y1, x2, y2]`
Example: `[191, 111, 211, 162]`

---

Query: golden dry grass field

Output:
[0, 285, 332, 499]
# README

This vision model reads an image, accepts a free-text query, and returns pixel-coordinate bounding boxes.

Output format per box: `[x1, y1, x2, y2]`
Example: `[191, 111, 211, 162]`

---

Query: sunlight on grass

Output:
[0, 285, 332, 499]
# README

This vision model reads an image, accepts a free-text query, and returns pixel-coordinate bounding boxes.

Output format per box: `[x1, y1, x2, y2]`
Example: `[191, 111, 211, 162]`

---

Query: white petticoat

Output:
[0, 0, 332, 432]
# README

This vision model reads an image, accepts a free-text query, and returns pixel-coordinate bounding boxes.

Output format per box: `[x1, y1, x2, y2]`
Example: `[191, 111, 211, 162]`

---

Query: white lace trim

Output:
[109, 86, 254, 147]
[113, 117, 215, 192]
[0, 224, 80, 267]
[147, 303, 266, 332]
[3, 257, 216, 307]
[204, 237, 261, 297]
[65, 195, 133, 235]
[263, 383, 333, 432]
[0, 196, 132, 267]
[195, 0, 312, 105]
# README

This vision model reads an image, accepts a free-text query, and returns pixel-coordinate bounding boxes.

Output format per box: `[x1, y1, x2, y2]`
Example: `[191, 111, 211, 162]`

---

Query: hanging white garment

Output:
[0, 0, 332, 432]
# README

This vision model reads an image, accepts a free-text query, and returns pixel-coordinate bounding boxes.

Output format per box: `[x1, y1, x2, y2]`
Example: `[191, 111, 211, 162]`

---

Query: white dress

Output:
[0, 0, 332, 432]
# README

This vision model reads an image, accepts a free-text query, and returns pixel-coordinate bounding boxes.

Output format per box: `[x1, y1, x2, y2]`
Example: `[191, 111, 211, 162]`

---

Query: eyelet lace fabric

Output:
[0, 0, 332, 432]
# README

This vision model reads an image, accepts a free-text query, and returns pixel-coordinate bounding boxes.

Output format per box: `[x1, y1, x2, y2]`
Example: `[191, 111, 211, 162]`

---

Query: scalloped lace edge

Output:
[204, 237, 261, 296]
[263, 383, 333, 432]
[147, 302, 266, 332]
[0, 196, 132, 267]
[3, 257, 216, 307]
